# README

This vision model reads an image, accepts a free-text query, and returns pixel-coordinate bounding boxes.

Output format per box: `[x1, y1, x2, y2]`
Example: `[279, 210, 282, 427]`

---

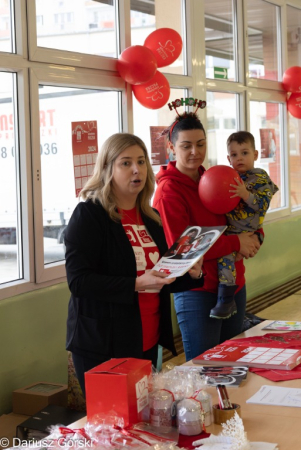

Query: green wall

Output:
[1, 214, 301, 415]
[0, 283, 70, 414]
[244, 216, 301, 298]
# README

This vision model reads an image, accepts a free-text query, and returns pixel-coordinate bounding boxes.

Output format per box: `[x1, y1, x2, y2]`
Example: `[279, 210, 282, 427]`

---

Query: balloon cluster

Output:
[282, 66, 301, 119]
[117, 28, 183, 110]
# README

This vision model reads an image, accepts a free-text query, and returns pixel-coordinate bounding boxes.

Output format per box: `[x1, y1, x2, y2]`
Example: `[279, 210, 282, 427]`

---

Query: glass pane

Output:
[35, 0, 117, 58]
[250, 101, 283, 211]
[39, 86, 120, 265]
[287, 5, 301, 68]
[204, 0, 236, 81]
[247, 0, 279, 81]
[206, 91, 238, 166]
[0, 0, 14, 53]
[130, 0, 185, 75]
[288, 115, 301, 210]
[133, 87, 187, 167]
[0, 72, 22, 284]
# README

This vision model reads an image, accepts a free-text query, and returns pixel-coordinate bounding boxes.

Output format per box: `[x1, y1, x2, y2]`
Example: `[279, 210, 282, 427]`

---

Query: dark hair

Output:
[227, 131, 255, 150]
[169, 112, 206, 145]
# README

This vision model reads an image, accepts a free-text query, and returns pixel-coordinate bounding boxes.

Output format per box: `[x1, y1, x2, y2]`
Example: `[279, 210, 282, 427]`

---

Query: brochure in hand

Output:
[152, 225, 227, 278]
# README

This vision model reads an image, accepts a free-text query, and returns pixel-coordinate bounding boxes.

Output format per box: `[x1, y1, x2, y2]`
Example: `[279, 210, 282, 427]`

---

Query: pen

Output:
[216, 384, 225, 409]
[221, 384, 233, 409]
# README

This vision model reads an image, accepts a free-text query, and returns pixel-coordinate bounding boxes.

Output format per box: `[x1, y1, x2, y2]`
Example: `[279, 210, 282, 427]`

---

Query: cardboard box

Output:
[16, 405, 85, 441]
[0, 413, 30, 449]
[85, 358, 152, 425]
[13, 382, 68, 416]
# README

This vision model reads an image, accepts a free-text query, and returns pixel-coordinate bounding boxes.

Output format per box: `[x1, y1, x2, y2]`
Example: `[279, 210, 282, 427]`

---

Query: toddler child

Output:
[209, 131, 279, 319]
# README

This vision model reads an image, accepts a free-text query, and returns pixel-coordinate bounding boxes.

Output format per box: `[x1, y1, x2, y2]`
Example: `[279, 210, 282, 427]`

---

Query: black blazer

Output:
[65, 200, 203, 360]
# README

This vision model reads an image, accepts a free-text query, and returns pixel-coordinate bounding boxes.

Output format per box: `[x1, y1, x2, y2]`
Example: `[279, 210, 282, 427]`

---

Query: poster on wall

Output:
[150, 126, 175, 165]
[71, 121, 98, 197]
[259, 128, 276, 160]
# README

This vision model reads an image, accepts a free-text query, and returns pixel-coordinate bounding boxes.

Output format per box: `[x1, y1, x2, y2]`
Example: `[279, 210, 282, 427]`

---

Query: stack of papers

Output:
[246, 385, 301, 407]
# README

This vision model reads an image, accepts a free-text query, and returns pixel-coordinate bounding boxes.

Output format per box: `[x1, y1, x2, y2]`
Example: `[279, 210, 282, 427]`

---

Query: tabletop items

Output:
[11, 322, 299, 450]
[192, 412, 278, 450]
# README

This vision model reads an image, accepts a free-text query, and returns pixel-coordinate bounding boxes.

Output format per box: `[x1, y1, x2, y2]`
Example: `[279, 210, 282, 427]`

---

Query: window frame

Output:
[247, 88, 290, 221]
[0, 64, 35, 300]
[29, 66, 125, 283]
[244, 0, 285, 88]
[26, 0, 119, 71]
[1, 0, 301, 298]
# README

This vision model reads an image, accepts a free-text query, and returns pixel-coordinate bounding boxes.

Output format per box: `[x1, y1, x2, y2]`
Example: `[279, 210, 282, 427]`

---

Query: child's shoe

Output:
[209, 285, 238, 319]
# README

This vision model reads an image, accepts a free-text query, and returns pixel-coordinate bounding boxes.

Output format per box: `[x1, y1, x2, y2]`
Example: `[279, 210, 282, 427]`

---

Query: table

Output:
[69, 321, 301, 449]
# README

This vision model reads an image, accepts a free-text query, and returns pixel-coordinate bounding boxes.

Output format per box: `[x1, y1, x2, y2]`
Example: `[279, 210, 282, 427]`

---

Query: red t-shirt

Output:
[121, 208, 160, 351]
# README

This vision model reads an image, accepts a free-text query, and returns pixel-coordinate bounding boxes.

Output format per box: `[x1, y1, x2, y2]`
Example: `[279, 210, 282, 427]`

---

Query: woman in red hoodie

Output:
[153, 113, 260, 360]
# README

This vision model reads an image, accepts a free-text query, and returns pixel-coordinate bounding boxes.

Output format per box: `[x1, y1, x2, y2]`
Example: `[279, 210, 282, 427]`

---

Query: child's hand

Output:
[229, 178, 250, 202]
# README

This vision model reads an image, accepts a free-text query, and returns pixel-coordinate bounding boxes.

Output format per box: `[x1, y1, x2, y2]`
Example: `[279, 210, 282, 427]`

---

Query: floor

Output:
[162, 289, 301, 369]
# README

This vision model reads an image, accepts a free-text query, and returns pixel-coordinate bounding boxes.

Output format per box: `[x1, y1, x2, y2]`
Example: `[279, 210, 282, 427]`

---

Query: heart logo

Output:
[164, 39, 176, 54]
[149, 251, 159, 264]
[137, 380, 146, 396]
[147, 90, 163, 102]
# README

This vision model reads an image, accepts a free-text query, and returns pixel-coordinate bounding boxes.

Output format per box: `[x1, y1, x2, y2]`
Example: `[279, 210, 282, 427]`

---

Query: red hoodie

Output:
[153, 161, 244, 294]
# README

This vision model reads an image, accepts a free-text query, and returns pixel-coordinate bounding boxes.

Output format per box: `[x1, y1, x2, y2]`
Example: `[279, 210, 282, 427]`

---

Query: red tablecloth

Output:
[224, 330, 301, 381]
[178, 431, 210, 449]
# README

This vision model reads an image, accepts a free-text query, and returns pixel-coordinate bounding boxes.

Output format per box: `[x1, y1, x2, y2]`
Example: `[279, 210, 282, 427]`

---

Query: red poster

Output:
[71, 121, 98, 197]
[259, 128, 276, 160]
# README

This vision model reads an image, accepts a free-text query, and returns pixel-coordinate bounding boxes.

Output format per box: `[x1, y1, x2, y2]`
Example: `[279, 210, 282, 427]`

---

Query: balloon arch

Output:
[117, 28, 183, 110]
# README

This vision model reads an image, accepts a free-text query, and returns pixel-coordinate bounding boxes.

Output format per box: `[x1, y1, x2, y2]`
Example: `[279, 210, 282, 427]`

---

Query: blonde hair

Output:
[80, 133, 161, 225]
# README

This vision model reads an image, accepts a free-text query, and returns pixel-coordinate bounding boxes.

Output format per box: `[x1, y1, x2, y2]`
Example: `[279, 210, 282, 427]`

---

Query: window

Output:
[204, 0, 236, 82]
[0, 72, 21, 285]
[36, 15, 44, 27]
[206, 91, 239, 166]
[131, 0, 186, 75]
[36, 86, 120, 269]
[287, 4, 301, 210]
[247, 0, 280, 81]
[0, 0, 14, 53]
[35, 0, 117, 58]
[54, 12, 74, 26]
[249, 100, 284, 211]
[288, 114, 301, 209]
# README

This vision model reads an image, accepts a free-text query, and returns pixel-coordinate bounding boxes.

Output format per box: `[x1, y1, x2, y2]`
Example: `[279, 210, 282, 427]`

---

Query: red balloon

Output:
[282, 66, 301, 93]
[117, 45, 157, 85]
[132, 71, 170, 109]
[198, 166, 241, 214]
[287, 93, 301, 119]
[144, 28, 183, 68]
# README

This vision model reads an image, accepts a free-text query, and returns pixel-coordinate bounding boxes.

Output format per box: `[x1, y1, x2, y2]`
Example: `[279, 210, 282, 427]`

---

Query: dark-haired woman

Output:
[153, 113, 260, 361]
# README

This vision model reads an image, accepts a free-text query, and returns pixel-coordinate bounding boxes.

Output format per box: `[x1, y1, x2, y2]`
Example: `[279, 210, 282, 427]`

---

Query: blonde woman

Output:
[65, 133, 203, 395]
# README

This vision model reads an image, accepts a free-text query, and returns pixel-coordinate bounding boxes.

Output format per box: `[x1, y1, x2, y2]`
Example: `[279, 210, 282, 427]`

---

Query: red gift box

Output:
[85, 358, 152, 426]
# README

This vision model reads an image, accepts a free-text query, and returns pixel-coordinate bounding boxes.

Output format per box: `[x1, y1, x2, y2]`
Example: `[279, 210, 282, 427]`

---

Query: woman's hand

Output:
[135, 270, 176, 292]
[188, 257, 204, 279]
[238, 232, 260, 259]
